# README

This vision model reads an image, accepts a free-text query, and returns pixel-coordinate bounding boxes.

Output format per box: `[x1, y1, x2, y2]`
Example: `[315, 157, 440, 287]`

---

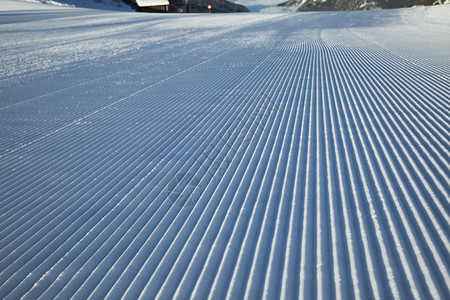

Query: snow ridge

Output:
[1, 3, 449, 300]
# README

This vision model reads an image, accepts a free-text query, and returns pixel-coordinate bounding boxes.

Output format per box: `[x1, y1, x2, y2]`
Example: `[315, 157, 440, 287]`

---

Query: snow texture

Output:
[21, 0, 133, 11]
[1, 0, 449, 299]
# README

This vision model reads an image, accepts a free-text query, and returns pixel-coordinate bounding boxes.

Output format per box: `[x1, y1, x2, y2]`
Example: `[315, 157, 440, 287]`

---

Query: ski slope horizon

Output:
[1, 0, 449, 299]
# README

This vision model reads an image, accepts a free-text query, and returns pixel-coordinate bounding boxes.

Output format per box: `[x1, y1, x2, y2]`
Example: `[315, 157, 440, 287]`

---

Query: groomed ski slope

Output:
[1, 1, 449, 299]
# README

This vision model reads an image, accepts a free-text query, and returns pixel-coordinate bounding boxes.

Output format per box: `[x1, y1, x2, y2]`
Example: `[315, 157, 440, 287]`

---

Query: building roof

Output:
[136, 0, 169, 7]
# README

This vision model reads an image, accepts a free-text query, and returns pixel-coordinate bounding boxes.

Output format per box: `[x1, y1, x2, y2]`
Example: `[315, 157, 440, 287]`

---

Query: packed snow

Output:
[19, 0, 133, 11]
[1, 0, 449, 299]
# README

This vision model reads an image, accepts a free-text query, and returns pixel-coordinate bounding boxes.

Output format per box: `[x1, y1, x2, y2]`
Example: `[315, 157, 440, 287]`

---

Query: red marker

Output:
[208, 4, 211, 13]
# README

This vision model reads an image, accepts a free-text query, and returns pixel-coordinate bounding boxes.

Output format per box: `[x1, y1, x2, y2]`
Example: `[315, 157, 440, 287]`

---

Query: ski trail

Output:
[1, 6, 449, 300]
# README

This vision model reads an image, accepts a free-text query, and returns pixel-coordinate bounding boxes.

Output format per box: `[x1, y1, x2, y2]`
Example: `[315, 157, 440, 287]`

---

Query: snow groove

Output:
[1, 5, 449, 300]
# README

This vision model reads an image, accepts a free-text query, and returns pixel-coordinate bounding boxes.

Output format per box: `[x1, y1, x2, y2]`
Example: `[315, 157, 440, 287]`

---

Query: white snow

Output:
[1, 0, 449, 299]
[22, 0, 133, 11]
[136, 0, 169, 7]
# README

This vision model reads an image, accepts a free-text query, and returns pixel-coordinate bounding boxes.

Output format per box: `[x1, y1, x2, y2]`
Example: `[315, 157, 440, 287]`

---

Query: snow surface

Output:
[19, 0, 134, 11]
[1, 0, 450, 299]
